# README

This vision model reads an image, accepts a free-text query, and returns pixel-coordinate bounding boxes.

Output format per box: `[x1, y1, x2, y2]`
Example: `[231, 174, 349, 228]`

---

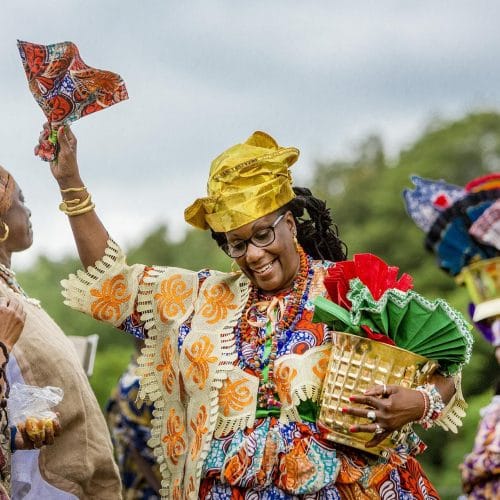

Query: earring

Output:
[292, 231, 299, 252]
[0, 222, 9, 243]
[231, 260, 240, 273]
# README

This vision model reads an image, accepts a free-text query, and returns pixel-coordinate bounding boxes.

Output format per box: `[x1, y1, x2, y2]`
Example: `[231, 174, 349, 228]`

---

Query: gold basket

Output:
[318, 331, 437, 456]
[455, 256, 500, 322]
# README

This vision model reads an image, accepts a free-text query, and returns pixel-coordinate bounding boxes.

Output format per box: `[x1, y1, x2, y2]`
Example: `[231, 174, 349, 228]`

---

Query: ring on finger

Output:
[374, 423, 385, 434]
[366, 410, 377, 422]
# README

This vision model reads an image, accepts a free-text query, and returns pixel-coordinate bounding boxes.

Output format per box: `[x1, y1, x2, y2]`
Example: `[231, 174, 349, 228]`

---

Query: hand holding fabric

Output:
[18, 40, 128, 161]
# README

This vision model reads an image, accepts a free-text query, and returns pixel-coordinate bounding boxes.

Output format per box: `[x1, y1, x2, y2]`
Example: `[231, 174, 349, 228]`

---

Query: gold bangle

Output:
[64, 203, 95, 217]
[60, 186, 87, 193]
[59, 194, 92, 213]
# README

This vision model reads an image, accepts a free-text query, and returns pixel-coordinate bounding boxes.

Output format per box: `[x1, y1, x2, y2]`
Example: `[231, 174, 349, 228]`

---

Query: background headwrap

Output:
[184, 131, 299, 233]
[0, 165, 14, 216]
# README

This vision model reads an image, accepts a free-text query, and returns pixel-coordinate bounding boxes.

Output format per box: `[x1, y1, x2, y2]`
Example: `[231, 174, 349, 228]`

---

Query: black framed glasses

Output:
[222, 213, 286, 258]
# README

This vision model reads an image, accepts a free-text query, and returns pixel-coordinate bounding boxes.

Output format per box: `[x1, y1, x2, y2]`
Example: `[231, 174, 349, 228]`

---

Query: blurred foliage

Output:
[17, 111, 500, 496]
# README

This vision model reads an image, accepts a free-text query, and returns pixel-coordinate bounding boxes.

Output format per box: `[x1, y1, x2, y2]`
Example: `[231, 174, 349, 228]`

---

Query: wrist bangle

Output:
[415, 383, 445, 429]
[60, 186, 87, 193]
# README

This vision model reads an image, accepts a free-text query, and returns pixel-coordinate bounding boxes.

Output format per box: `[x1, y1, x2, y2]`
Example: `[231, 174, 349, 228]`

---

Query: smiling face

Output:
[225, 210, 300, 294]
[0, 182, 33, 255]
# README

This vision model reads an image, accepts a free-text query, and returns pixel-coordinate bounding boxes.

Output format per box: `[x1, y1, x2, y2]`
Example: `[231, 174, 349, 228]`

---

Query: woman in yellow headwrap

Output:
[49, 126, 466, 499]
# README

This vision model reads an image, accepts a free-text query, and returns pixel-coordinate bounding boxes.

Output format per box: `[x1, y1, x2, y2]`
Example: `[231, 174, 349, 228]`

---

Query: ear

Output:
[284, 211, 296, 235]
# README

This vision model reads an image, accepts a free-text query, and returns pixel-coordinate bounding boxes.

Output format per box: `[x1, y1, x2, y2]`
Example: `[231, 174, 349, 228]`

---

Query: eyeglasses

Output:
[222, 213, 286, 258]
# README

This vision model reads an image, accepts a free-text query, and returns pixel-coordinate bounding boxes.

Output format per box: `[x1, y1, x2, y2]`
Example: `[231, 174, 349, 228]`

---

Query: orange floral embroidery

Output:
[184, 476, 196, 500]
[274, 364, 297, 404]
[154, 274, 193, 322]
[280, 441, 316, 491]
[190, 405, 208, 459]
[90, 274, 131, 321]
[185, 335, 218, 389]
[162, 408, 186, 465]
[156, 339, 176, 394]
[199, 283, 237, 324]
[312, 353, 329, 381]
[172, 479, 182, 500]
[219, 378, 253, 416]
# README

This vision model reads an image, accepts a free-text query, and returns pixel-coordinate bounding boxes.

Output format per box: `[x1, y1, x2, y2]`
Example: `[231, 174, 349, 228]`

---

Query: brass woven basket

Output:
[318, 331, 437, 456]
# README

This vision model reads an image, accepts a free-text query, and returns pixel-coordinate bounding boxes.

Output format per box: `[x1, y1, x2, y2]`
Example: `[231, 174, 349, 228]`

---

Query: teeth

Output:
[254, 261, 273, 274]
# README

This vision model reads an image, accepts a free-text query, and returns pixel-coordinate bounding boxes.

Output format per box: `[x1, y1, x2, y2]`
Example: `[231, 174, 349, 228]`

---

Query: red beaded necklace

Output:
[238, 246, 311, 408]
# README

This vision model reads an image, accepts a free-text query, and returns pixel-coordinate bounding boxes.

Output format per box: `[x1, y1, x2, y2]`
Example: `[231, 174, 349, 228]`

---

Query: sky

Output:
[1, 0, 500, 269]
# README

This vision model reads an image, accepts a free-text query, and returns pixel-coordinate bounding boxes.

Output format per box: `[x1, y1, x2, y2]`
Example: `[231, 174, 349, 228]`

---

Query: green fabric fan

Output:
[314, 278, 473, 374]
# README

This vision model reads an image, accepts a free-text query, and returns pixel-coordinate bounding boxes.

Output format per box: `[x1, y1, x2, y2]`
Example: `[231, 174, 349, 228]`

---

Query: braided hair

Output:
[281, 187, 347, 261]
[211, 187, 347, 262]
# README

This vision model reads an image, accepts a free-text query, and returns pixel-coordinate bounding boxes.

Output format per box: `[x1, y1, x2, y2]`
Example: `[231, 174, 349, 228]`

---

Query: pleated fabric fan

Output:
[314, 254, 473, 375]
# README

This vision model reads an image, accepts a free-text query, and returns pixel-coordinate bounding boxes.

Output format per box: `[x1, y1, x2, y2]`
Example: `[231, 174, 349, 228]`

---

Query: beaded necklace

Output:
[237, 246, 313, 409]
[0, 262, 40, 307]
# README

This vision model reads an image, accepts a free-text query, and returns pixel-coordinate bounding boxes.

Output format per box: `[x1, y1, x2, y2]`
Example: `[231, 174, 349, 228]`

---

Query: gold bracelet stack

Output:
[58, 187, 95, 216]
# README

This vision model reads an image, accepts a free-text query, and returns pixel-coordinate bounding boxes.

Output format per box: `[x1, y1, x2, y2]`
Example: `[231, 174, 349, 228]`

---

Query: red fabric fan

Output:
[324, 253, 414, 308]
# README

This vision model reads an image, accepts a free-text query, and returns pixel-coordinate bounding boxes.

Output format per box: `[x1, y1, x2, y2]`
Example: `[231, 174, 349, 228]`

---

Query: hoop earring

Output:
[0, 222, 9, 243]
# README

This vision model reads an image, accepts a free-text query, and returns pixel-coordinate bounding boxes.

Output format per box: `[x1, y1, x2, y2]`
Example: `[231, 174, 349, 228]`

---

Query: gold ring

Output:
[374, 423, 385, 434]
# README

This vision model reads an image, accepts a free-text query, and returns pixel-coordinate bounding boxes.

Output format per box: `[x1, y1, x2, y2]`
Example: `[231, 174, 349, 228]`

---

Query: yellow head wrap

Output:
[184, 131, 299, 233]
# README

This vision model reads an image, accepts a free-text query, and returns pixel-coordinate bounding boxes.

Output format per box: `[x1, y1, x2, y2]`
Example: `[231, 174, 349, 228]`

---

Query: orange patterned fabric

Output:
[154, 274, 193, 323]
[184, 335, 218, 390]
[156, 339, 176, 394]
[200, 283, 238, 324]
[162, 409, 187, 466]
[219, 378, 253, 416]
[274, 364, 297, 405]
[190, 406, 208, 460]
[90, 274, 131, 322]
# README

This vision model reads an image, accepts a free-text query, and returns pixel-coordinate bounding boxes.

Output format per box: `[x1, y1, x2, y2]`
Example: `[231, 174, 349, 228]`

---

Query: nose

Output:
[244, 242, 266, 264]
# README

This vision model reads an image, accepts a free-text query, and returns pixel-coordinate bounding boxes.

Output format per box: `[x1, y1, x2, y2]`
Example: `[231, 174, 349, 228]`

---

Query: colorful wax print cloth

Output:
[17, 40, 128, 161]
[62, 240, 448, 499]
[460, 395, 500, 498]
[106, 355, 161, 499]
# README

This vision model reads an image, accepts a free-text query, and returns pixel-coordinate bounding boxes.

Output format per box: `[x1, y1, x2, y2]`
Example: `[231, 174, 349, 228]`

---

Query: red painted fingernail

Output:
[341, 407, 348, 413]
[349, 426, 356, 432]
[349, 396, 355, 402]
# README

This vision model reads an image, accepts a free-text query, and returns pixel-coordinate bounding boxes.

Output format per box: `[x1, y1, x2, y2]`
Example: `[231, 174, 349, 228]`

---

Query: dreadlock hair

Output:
[281, 187, 346, 261]
[210, 186, 347, 262]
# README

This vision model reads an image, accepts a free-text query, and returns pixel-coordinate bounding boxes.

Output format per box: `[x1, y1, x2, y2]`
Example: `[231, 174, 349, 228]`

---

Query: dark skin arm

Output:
[46, 125, 109, 268]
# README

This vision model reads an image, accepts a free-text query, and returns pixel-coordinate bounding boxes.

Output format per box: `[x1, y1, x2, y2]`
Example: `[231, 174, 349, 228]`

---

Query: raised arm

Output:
[49, 126, 109, 268]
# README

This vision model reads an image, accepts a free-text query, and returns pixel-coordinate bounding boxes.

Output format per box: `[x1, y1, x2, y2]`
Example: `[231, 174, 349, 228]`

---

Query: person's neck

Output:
[0, 248, 11, 269]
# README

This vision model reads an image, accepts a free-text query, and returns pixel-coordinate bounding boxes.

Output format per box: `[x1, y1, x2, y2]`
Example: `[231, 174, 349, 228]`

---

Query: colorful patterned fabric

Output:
[461, 395, 500, 498]
[17, 40, 128, 161]
[403, 176, 466, 233]
[106, 354, 161, 499]
[62, 240, 450, 499]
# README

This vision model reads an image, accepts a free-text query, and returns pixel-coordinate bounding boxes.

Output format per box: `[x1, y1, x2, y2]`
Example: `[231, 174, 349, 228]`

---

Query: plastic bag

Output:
[7, 383, 64, 425]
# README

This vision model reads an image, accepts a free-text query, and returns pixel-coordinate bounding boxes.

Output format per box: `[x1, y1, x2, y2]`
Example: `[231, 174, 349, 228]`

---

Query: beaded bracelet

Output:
[415, 383, 445, 429]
